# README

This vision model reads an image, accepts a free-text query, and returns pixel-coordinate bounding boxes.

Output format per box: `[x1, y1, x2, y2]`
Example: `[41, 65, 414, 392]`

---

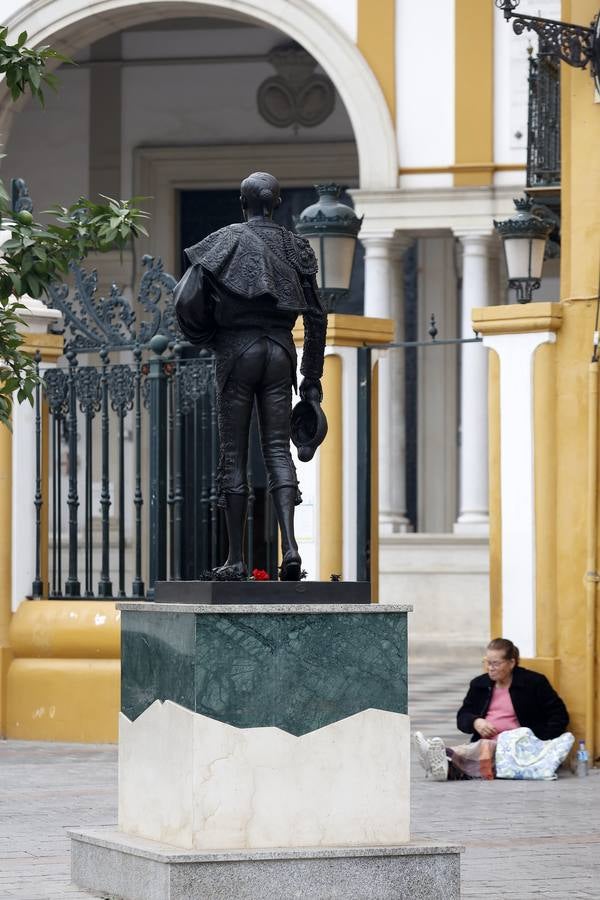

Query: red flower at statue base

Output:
[251, 568, 270, 581]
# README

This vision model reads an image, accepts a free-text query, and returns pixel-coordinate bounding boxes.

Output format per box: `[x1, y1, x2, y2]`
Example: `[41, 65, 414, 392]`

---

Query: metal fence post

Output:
[356, 346, 372, 583]
[31, 351, 43, 599]
[64, 350, 81, 598]
[97, 348, 113, 598]
[147, 335, 169, 599]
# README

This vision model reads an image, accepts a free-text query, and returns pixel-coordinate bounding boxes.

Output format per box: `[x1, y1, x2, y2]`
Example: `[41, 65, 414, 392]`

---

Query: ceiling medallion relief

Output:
[257, 45, 336, 132]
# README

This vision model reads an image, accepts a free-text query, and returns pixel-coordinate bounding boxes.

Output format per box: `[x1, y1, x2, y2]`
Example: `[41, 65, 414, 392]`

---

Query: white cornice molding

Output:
[351, 185, 519, 237]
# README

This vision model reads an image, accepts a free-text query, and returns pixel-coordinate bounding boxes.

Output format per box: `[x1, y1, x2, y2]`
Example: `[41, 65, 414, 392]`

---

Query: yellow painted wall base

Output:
[9, 599, 120, 659]
[520, 657, 560, 687]
[6, 658, 119, 742]
[319, 354, 343, 581]
[0, 645, 14, 736]
[6, 600, 120, 743]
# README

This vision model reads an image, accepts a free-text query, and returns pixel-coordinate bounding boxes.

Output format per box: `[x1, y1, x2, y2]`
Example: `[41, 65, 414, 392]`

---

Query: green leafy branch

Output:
[0, 26, 67, 105]
[0, 196, 149, 300]
[0, 196, 149, 429]
[0, 27, 151, 428]
[0, 297, 36, 427]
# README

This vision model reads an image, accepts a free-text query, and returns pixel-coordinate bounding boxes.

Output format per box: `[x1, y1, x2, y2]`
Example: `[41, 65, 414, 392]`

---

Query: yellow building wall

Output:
[320, 354, 343, 581]
[357, 0, 395, 123]
[484, 0, 600, 754]
[454, 0, 494, 186]
[0, 417, 13, 736]
[552, 0, 600, 753]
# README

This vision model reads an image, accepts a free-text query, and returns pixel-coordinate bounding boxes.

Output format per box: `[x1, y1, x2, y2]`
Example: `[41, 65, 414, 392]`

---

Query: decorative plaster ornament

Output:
[257, 45, 335, 131]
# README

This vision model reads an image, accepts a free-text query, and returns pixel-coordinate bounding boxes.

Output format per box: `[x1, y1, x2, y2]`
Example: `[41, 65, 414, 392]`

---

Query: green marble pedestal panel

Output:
[119, 602, 410, 734]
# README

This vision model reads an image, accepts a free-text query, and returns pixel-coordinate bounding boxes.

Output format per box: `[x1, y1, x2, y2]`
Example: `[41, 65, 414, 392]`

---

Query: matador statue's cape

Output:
[174, 220, 327, 395]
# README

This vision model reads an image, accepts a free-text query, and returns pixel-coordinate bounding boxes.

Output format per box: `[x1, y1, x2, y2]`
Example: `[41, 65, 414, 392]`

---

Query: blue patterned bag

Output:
[495, 727, 574, 780]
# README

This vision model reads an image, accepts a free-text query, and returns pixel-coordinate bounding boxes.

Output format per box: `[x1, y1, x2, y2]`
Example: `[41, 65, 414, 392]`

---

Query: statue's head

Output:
[240, 172, 281, 219]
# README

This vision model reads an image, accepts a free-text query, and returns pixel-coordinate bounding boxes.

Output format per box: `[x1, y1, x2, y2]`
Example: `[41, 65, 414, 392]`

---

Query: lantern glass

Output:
[503, 234, 546, 281]
[309, 234, 356, 291]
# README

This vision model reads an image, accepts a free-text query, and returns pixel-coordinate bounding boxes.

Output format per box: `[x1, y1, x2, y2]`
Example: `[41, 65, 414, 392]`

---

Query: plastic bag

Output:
[495, 726, 574, 780]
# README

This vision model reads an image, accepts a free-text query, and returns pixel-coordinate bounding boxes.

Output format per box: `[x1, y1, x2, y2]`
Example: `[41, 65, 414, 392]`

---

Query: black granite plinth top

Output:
[154, 580, 371, 605]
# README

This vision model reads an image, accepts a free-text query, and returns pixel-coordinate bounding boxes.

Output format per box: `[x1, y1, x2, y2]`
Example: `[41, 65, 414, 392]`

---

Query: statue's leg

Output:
[271, 488, 302, 581]
[214, 348, 262, 577]
[256, 342, 302, 581]
[216, 493, 248, 578]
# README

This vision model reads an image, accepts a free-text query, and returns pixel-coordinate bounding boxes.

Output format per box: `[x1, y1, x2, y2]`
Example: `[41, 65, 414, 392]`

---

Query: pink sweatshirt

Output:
[486, 685, 520, 735]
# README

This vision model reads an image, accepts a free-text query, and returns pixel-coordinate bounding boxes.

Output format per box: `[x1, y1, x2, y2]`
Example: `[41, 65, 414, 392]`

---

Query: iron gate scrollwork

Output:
[32, 254, 271, 601]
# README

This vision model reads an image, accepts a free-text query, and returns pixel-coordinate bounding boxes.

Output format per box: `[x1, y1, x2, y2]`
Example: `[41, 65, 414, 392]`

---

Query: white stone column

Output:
[482, 330, 556, 659]
[454, 231, 494, 535]
[362, 235, 412, 534]
[0, 230, 63, 606]
[10, 298, 63, 609]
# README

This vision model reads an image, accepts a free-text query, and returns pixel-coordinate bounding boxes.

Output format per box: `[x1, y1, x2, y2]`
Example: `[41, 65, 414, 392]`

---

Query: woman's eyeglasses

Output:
[483, 658, 507, 669]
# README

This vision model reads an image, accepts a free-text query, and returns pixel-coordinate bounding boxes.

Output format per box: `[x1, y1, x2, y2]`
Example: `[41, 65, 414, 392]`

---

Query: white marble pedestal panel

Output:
[119, 702, 411, 850]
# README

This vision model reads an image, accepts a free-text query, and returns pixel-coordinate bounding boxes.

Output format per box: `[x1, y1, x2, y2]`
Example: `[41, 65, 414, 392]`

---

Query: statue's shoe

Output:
[212, 562, 247, 581]
[279, 550, 302, 582]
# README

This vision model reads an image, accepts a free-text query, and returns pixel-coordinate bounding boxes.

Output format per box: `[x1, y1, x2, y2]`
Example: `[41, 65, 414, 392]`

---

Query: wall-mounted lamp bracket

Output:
[495, 0, 600, 92]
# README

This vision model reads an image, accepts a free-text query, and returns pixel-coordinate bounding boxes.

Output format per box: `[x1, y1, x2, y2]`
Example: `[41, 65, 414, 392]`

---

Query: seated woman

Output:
[415, 638, 572, 781]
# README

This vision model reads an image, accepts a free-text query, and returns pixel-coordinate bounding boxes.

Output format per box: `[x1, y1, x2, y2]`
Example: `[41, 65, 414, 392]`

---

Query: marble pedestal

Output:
[71, 598, 462, 898]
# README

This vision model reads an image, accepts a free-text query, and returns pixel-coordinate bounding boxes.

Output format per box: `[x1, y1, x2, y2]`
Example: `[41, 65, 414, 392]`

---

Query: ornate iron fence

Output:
[32, 255, 276, 601]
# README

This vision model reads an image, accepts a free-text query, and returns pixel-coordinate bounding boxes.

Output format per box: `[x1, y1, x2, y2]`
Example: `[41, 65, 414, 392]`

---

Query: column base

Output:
[70, 828, 463, 900]
[453, 515, 489, 537]
[380, 514, 413, 536]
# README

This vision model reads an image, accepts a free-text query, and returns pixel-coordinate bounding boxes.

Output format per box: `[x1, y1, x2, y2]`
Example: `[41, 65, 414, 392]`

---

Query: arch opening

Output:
[1, 0, 397, 190]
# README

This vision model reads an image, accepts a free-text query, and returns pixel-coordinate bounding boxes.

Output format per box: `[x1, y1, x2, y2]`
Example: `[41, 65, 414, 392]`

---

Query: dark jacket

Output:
[456, 666, 569, 742]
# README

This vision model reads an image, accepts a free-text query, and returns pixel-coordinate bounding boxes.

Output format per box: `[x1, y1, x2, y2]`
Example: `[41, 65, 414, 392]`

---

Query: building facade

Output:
[2, 0, 594, 747]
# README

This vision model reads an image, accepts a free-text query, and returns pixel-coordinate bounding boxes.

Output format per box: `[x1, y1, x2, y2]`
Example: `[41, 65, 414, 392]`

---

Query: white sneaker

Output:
[414, 732, 433, 775]
[427, 737, 449, 781]
[413, 732, 448, 781]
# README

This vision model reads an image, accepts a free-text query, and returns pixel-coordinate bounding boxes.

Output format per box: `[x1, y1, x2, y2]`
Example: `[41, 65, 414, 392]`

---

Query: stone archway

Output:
[1, 0, 398, 190]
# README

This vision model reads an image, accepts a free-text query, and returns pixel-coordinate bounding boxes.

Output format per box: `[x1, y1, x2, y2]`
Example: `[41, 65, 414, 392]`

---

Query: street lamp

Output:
[494, 197, 552, 304]
[295, 183, 363, 312]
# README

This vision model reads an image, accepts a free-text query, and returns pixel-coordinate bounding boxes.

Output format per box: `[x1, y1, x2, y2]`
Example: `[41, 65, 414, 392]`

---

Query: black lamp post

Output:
[295, 184, 363, 313]
[494, 197, 552, 303]
[495, 0, 600, 92]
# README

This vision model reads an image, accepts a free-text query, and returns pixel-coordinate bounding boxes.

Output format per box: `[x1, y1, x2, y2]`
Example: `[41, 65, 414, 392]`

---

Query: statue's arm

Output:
[174, 264, 217, 346]
[300, 276, 326, 401]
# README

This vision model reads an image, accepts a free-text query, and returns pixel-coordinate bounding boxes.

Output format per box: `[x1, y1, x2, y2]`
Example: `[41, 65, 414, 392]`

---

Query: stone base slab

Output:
[70, 827, 463, 900]
[379, 533, 489, 651]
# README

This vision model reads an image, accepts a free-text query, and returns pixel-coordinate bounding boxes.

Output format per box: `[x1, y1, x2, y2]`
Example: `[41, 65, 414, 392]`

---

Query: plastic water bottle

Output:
[576, 739, 589, 777]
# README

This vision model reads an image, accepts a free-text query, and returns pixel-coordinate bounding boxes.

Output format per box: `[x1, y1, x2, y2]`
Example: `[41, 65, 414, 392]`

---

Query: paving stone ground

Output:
[0, 655, 598, 899]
